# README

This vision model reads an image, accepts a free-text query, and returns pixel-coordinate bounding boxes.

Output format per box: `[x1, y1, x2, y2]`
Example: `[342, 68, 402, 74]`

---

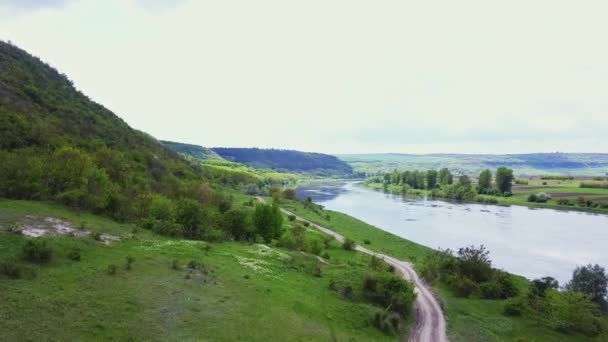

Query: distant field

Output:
[339, 153, 608, 177]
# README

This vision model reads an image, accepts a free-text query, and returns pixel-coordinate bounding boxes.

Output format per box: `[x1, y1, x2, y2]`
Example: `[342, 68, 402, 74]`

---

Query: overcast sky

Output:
[1, 0, 607, 154]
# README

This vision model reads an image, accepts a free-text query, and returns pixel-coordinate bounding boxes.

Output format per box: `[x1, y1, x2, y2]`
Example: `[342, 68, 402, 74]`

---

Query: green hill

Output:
[341, 153, 608, 177]
[0, 41, 414, 341]
[161, 140, 223, 161]
[212, 147, 356, 178]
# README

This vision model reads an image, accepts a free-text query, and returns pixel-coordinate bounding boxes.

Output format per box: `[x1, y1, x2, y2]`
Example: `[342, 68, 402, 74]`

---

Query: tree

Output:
[439, 168, 453, 185]
[458, 175, 472, 187]
[426, 170, 438, 189]
[566, 264, 608, 307]
[222, 208, 253, 241]
[529, 276, 559, 298]
[457, 245, 492, 283]
[253, 202, 283, 243]
[176, 199, 204, 239]
[495, 167, 514, 194]
[478, 169, 492, 193]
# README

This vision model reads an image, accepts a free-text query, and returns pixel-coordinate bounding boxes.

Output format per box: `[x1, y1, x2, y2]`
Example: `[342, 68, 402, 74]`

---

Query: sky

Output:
[1, 0, 607, 154]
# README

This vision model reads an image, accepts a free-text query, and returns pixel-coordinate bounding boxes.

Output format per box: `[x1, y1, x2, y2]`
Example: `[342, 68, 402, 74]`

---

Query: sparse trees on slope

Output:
[439, 168, 453, 185]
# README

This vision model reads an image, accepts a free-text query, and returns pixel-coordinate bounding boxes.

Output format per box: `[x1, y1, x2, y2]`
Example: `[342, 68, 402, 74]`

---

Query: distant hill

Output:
[161, 141, 222, 161]
[340, 153, 608, 176]
[211, 147, 355, 177]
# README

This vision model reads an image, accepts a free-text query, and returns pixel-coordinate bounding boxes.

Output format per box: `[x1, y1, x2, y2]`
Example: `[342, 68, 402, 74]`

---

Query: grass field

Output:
[0, 199, 401, 341]
[280, 199, 608, 342]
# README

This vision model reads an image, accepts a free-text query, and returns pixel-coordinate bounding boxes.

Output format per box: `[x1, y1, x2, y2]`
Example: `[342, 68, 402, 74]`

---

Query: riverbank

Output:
[281, 198, 608, 341]
[364, 181, 608, 215]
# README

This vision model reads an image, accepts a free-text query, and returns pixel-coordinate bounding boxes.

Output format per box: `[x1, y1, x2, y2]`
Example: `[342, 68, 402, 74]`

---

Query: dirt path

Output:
[257, 198, 448, 342]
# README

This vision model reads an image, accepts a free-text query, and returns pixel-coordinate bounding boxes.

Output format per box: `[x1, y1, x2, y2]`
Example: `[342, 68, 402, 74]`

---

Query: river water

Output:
[296, 181, 608, 284]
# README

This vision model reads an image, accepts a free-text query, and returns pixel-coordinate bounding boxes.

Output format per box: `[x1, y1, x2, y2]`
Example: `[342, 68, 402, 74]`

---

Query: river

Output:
[296, 181, 608, 284]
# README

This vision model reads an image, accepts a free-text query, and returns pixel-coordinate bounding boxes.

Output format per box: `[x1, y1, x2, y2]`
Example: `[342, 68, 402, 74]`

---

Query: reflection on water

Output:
[296, 181, 608, 283]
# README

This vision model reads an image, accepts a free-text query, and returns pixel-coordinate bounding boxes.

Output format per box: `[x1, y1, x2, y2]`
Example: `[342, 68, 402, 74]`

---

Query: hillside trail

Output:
[256, 197, 448, 342]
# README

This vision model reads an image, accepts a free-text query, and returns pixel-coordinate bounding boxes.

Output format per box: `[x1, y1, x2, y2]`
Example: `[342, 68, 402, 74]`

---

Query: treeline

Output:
[211, 147, 355, 177]
[369, 167, 515, 201]
[421, 246, 607, 336]
[580, 182, 608, 189]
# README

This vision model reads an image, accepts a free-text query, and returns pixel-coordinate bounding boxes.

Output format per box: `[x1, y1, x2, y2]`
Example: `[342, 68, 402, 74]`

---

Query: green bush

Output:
[451, 276, 478, 298]
[503, 300, 524, 316]
[307, 239, 323, 255]
[363, 271, 416, 317]
[369, 309, 401, 335]
[288, 214, 296, 221]
[480, 272, 519, 299]
[342, 238, 355, 251]
[1, 261, 22, 279]
[21, 239, 53, 263]
[363, 239, 371, 245]
[107, 264, 117, 275]
[67, 249, 81, 261]
[321, 251, 330, 260]
[126, 255, 135, 270]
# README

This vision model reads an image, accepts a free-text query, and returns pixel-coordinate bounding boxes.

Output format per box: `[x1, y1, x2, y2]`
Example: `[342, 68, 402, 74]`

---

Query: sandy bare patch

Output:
[8, 216, 119, 245]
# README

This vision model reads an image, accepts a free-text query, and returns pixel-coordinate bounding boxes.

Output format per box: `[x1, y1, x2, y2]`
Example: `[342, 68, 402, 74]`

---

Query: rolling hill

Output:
[340, 153, 608, 177]
[211, 147, 356, 177]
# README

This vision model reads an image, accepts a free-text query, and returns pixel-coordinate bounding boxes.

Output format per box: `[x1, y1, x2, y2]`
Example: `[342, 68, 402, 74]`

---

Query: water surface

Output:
[296, 181, 608, 283]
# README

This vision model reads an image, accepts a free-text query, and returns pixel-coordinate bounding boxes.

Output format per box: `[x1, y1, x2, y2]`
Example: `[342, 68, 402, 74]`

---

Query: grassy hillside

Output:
[0, 199, 403, 341]
[161, 140, 223, 161]
[213, 147, 356, 178]
[341, 153, 608, 177]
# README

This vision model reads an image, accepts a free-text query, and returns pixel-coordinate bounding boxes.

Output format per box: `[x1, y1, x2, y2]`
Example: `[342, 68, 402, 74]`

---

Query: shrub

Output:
[322, 251, 330, 260]
[1, 261, 22, 279]
[171, 259, 180, 270]
[303, 221, 310, 227]
[107, 264, 117, 275]
[307, 239, 323, 255]
[451, 276, 478, 298]
[503, 300, 524, 316]
[323, 235, 334, 249]
[92, 232, 102, 241]
[363, 272, 416, 316]
[369, 309, 400, 335]
[67, 249, 81, 261]
[21, 239, 53, 263]
[312, 264, 322, 277]
[288, 214, 296, 221]
[527, 194, 538, 203]
[363, 239, 371, 245]
[546, 290, 603, 336]
[126, 255, 135, 270]
[480, 272, 519, 299]
[535, 192, 551, 203]
[342, 238, 355, 251]
[557, 198, 573, 206]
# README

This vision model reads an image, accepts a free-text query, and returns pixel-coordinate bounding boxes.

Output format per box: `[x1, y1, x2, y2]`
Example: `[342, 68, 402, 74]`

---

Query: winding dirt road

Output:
[260, 198, 448, 342]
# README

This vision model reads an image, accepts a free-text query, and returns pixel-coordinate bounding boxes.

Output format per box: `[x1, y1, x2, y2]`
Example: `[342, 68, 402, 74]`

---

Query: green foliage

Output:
[478, 169, 492, 193]
[252, 202, 283, 243]
[342, 238, 355, 251]
[67, 248, 81, 261]
[565, 264, 608, 308]
[450, 275, 478, 298]
[368, 309, 401, 335]
[126, 255, 135, 270]
[495, 167, 514, 194]
[546, 290, 603, 336]
[222, 208, 253, 241]
[503, 299, 525, 316]
[21, 239, 53, 263]
[439, 168, 453, 185]
[1, 260, 23, 279]
[363, 271, 416, 317]
[107, 264, 118, 275]
[175, 199, 204, 239]
[479, 271, 519, 299]
[425, 169, 438, 189]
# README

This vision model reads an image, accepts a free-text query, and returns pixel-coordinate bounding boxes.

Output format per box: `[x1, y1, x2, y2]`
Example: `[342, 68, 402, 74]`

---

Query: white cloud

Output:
[1, 0, 607, 153]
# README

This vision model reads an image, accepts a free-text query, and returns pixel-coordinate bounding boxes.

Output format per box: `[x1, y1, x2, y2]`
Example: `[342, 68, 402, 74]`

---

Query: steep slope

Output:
[212, 147, 355, 177]
[0, 41, 207, 220]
